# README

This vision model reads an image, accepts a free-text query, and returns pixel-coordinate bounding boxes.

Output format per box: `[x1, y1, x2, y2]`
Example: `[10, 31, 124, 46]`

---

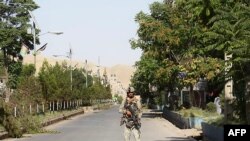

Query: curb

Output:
[41, 109, 85, 127]
[0, 107, 92, 140]
[188, 136, 199, 141]
[0, 131, 8, 140]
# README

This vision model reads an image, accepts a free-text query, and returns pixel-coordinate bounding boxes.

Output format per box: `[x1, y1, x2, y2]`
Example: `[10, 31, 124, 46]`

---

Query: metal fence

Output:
[12, 99, 113, 117]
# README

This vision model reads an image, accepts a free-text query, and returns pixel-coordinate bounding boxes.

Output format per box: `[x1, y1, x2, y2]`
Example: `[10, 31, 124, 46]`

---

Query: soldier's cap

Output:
[127, 87, 135, 94]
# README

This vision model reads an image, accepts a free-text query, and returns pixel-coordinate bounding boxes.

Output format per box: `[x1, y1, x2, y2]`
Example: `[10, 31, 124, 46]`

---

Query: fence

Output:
[12, 99, 113, 117]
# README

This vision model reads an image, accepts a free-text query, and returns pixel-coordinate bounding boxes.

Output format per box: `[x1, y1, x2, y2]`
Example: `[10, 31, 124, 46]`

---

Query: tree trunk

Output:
[246, 81, 250, 124]
[3, 49, 10, 102]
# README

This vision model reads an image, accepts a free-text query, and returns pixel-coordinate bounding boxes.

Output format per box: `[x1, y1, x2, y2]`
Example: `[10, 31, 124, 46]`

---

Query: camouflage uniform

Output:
[119, 90, 142, 141]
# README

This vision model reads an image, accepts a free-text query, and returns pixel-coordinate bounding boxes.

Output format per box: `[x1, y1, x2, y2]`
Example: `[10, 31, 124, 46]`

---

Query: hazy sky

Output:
[33, 0, 161, 67]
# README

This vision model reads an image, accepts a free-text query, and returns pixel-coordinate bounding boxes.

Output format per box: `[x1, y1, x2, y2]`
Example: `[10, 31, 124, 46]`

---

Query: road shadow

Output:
[154, 136, 194, 141]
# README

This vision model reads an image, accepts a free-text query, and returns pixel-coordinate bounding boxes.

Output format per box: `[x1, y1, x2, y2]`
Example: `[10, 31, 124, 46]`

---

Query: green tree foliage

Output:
[0, 63, 42, 138]
[6, 61, 22, 88]
[38, 60, 71, 101]
[71, 68, 90, 99]
[3, 64, 41, 127]
[202, 1, 250, 122]
[38, 60, 112, 101]
[131, 0, 250, 122]
[0, 52, 5, 76]
[87, 77, 112, 100]
[130, 1, 221, 101]
[10, 64, 43, 111]
[0, 0, 39, 56]
[0, 0, 39, 90]
[131, 55, 160, 101]
[1, 60, 113, 137]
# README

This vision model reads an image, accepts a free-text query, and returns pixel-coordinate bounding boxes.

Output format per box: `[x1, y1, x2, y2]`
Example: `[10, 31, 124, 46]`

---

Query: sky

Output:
[33, 0, 162, 67]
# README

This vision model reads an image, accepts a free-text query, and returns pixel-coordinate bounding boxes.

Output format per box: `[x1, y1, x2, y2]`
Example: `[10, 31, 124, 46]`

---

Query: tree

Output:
[130, 1, 190, 93]
[38, 60, 72, 101]
[203, 1, 250, 122]
[87, 78, 112, 100]
[13, 73, 43, 106]
[131, 0, 250, 123]
[0, 0, 39, 92]
[131, 55, 160, 102]
[130, 0, 238, 109]
[130, 1, 219, 106]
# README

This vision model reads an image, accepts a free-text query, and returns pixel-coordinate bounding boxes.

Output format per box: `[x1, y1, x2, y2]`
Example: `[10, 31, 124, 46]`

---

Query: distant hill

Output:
[23, 54, 136, 96]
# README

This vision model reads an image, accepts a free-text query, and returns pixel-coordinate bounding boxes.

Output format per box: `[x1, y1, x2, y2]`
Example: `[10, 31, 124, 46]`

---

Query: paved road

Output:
[4, 106, 193, 141]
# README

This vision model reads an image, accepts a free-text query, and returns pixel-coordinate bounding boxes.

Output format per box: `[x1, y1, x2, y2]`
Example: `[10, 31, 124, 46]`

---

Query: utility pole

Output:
[27, 10, 63, 70]
[53, 46, 72, 91]
[97, 56, 100, 81]
[27, 10, 39, 68]
[69, 45, 72, 91]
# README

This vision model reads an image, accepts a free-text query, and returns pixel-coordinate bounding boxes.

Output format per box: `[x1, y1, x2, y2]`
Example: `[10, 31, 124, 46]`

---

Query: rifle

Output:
[120, 113, 126, 126]
[123, 104, 141, 129]
[120, 97, 141, 128]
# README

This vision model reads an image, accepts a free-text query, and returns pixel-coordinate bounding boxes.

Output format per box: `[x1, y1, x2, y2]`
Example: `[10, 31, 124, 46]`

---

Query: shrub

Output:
[206, 102, 216, 113]
[3, 115, 23, 138]
[179, 107, 205, 117]
[205, 115, 223, 126]
[21, 116, 42, 134]
[1, 102, 23, 138]
[0, 99, 43, 138]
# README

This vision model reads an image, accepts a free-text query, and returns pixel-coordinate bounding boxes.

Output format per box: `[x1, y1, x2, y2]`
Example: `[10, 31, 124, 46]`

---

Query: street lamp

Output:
[39, 31, 63, 36]
[53, 48, 72, 91]
[26, 9, 64, 69]
[0, 2, 63, 67]
[33, 29, 63, 69]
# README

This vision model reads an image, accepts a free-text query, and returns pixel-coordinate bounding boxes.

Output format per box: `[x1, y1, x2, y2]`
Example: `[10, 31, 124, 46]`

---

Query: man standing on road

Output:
[119, 87, 142, 141]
